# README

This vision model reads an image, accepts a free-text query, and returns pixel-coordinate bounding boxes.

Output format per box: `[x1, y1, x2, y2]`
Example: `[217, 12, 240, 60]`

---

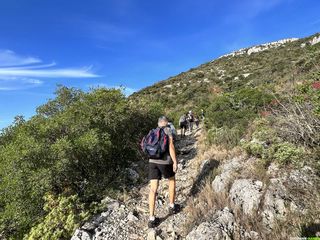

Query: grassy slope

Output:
[131, 33, 320, 117]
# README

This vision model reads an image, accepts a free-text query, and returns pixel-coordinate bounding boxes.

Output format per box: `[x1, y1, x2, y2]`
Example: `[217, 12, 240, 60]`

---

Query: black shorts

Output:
[148, 163, 175, 180]
[179, 122, 187, 129]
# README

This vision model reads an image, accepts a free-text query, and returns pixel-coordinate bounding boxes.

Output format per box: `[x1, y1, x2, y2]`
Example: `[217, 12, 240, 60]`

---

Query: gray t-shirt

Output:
[149, 127, 173, 165]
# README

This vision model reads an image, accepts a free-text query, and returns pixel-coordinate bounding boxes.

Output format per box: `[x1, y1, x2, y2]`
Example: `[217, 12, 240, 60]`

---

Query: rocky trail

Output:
[72, 128, 205, 240]
[71, 126, 320, 240]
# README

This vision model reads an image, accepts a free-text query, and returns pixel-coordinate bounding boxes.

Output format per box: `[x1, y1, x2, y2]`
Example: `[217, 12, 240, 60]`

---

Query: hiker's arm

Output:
[169, 137, 177, 162]
[169, 137, 178, 172]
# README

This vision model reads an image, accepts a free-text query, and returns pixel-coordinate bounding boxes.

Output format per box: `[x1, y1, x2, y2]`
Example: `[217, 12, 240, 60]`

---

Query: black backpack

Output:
[140, 127, 169, 159]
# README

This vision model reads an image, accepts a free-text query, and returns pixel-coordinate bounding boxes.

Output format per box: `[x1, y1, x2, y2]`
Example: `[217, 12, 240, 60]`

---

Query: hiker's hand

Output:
[173, 162, 178, 173]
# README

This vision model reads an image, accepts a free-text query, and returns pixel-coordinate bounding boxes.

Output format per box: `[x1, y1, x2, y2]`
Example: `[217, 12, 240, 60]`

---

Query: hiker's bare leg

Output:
[149, 179, 159, 217]
[168, 176, 176, 205]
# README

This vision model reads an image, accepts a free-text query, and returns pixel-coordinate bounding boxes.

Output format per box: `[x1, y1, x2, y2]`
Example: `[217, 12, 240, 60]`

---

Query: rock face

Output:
[220, 38, 298, 58]
[71, 203, 140, 240]
[301, 34, 320, 47]
[212, 157, 242, 193]
[209, 156, 320, 237]
[310, 35, 320, 45]
[229, 179, 263, 215]
[262, 178, 288, 229]
[186, 208, 235, 240]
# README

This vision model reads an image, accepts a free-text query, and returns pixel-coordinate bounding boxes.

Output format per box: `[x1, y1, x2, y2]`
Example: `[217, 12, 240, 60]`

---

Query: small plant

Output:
[207, 126, 242, 149]
[272, 84, 320, 147]
[242, 118, 306, 167]
[272, 142, 305, 166]
[25, 194, 89, 240]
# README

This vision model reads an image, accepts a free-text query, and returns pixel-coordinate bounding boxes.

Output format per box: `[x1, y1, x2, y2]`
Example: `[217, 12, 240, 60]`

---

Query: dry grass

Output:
[182, 179, 228, 235]
[271, 96, 320, 147]
[183, 129, 320, 238]
[181, 131, 244, 235]
[238, 208, 320, 239]
[240, 158, 271, 183]
[193, 131, 243, 172]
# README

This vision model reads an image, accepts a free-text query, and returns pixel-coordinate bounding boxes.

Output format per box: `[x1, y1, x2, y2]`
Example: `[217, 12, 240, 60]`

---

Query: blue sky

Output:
[0, 0, 320, 128]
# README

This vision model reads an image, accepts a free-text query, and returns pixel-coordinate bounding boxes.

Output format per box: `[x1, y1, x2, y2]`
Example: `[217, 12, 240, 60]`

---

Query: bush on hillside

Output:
[272, 80, 320, 147]
[242, 118, 307, 167]
[0, 86, 162, 239]
[205, 88, 273, 147]
[24, 194, 89, 240]
[207, 126, 242, 149]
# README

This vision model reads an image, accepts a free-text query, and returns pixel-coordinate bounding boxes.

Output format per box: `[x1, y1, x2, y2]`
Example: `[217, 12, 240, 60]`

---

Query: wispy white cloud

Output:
[5, 62, 57, 69]
[0, 76, 43, 90]
[0, 50, 99, 91]
[0, 66, 98, 78]
[0, 49, 41, 67]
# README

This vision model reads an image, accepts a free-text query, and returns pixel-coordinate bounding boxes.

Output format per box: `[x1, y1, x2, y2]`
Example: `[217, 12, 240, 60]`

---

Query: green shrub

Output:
[272, 80, 320, 147]
[205, 88, 273, 147]
[272, 142, 305, 166]
[242, 118, 306, 166]
[207, 126, 242, 148]
[0, 86, 162, 239]
[243, 140, 265, 158]
[206, 88, 272, 127]
[25, 194, 89, 240]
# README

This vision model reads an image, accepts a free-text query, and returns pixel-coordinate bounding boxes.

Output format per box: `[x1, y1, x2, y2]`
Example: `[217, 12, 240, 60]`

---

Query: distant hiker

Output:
[194, 115, 200, 129]
[167, 119, 177, 140]
[179, 113, 188, 137]
[201, 109, 205, 120]
[141, 116, 179, 228]
[187, 110, 194, 132]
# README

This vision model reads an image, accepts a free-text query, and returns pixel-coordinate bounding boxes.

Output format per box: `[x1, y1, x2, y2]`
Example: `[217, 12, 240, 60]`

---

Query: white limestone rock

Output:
[212, 157, 243, 193]
[229, 179, 263, 215]
[310, 35, 320, 45]
[186, 207, 235, 240]
[219, 38, 298, 58]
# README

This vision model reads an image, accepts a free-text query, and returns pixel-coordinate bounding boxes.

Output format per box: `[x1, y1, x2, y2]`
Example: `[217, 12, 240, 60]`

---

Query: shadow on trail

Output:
[301, 223, 320, 237]
[189, 158, 219, 196]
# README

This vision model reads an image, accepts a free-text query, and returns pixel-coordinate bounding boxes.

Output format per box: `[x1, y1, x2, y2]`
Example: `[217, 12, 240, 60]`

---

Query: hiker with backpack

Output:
[187, 110, 194, 132]
[194, 115, 200, 129]
[179, 113, 188, 137]
[201, 109, 205, 121]
[167, 119, 177, 141]
[141, 116, 179, 228]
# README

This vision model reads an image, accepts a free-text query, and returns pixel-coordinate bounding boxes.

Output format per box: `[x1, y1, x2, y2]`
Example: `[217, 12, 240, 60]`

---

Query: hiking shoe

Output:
[169, 204, 181, 215]
[148, 217, 160, 228]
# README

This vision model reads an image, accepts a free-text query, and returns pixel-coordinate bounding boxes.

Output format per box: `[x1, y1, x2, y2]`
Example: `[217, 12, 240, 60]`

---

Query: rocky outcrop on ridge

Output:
[219, 38, 298, 58]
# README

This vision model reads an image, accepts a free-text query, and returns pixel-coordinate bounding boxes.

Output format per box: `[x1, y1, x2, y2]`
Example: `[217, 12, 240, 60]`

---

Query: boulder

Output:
[186, 207, 235, 240]
[127, 211, 139, 221]
[71, 229, 92, 240]
[262, 178, 287, 230]
[229, 179, 263, 215]
[147, 229, 157, 240]
[126, 168, 140, 182]
[212, 157, 242, 193]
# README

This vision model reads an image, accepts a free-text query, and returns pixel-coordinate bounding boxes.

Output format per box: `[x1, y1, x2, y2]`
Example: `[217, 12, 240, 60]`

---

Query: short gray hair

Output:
[158, 116, 168, 123]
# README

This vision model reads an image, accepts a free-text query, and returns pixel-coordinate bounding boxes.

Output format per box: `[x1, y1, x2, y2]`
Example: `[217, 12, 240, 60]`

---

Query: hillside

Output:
[81, 32, 320, 239]
[131, 33, 320, 119]
[0, 33, 320, 240]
